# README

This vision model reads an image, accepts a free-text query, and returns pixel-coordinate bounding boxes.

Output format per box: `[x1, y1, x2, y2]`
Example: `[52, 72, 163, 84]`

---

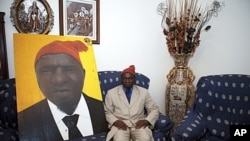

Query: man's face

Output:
[35, 54, 84, 114]
[121, 73, 135, 89]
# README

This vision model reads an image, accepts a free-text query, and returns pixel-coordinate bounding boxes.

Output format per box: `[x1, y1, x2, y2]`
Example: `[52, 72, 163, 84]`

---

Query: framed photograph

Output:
[59, 0, 100, 44]
[10, 0, 54, 34]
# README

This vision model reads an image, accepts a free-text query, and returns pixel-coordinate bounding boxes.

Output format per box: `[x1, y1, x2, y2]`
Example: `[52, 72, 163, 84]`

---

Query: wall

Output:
[1, 0, 250, 114]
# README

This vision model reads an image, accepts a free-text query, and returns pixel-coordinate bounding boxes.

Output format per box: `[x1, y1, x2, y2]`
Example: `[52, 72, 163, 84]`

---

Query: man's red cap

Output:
[35, 40, 88, 66]
[121, 65, 135, 76]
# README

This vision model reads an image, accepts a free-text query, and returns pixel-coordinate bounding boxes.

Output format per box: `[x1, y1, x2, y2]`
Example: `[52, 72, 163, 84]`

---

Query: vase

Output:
[165, 54, 195, 129]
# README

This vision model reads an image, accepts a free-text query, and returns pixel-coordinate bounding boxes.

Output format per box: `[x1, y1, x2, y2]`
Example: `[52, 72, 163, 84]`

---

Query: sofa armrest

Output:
[153, 113, 174, 135]
[171, 106, 206, 141]
[0, 79, 18, 130]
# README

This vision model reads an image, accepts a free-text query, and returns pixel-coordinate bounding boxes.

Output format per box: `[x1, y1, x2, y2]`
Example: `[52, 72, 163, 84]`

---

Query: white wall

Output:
[1, 0, 250, 114]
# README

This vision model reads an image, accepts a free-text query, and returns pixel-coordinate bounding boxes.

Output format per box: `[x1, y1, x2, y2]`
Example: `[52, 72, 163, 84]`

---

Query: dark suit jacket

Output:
[18, 94, 108, 141]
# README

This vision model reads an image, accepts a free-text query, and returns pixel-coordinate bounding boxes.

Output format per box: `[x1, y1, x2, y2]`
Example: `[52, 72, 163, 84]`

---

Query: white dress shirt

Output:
[48, 94, 93, 140]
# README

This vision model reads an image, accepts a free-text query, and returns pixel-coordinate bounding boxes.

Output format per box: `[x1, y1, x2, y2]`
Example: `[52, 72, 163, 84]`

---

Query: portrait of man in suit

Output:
[14, 34, 108, 141]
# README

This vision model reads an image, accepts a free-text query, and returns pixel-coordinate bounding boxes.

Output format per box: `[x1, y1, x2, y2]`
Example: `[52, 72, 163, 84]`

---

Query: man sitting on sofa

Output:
[104, 65, 160, 141]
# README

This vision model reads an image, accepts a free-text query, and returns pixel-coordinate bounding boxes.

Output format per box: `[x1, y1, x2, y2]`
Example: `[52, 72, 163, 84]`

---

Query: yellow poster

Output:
[14, 33, 107, 140]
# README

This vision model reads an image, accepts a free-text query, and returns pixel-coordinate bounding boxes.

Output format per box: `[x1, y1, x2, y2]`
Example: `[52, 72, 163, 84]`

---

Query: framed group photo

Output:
[59, 0, 100, 44]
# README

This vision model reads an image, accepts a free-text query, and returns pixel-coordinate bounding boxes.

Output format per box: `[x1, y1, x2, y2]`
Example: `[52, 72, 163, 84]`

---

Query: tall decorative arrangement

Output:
[157, 0, 224, 128]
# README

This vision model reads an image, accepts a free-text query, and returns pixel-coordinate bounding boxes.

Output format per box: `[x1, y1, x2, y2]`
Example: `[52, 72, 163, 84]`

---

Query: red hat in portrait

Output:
[35, 40, 88, 66]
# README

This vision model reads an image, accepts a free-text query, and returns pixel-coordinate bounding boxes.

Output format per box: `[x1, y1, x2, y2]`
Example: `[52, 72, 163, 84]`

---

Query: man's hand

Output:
[113, 120, 128, 130]
[135, 120, 149, 129]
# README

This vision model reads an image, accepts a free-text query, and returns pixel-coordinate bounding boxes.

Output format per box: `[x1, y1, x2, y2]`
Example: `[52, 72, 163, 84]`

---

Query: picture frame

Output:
[59, 0, 100, 44]
[10, 0, 54, 34]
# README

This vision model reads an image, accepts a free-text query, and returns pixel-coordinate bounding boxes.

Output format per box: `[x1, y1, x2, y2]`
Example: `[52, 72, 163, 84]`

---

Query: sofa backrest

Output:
[98, 71, 150, 98]
[194, 74, 250, 139]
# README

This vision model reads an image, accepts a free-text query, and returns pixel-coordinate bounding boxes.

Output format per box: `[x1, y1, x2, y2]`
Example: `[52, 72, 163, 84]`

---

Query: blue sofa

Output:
[171, 74, 250, 141]
[0, 71, 173, 141]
